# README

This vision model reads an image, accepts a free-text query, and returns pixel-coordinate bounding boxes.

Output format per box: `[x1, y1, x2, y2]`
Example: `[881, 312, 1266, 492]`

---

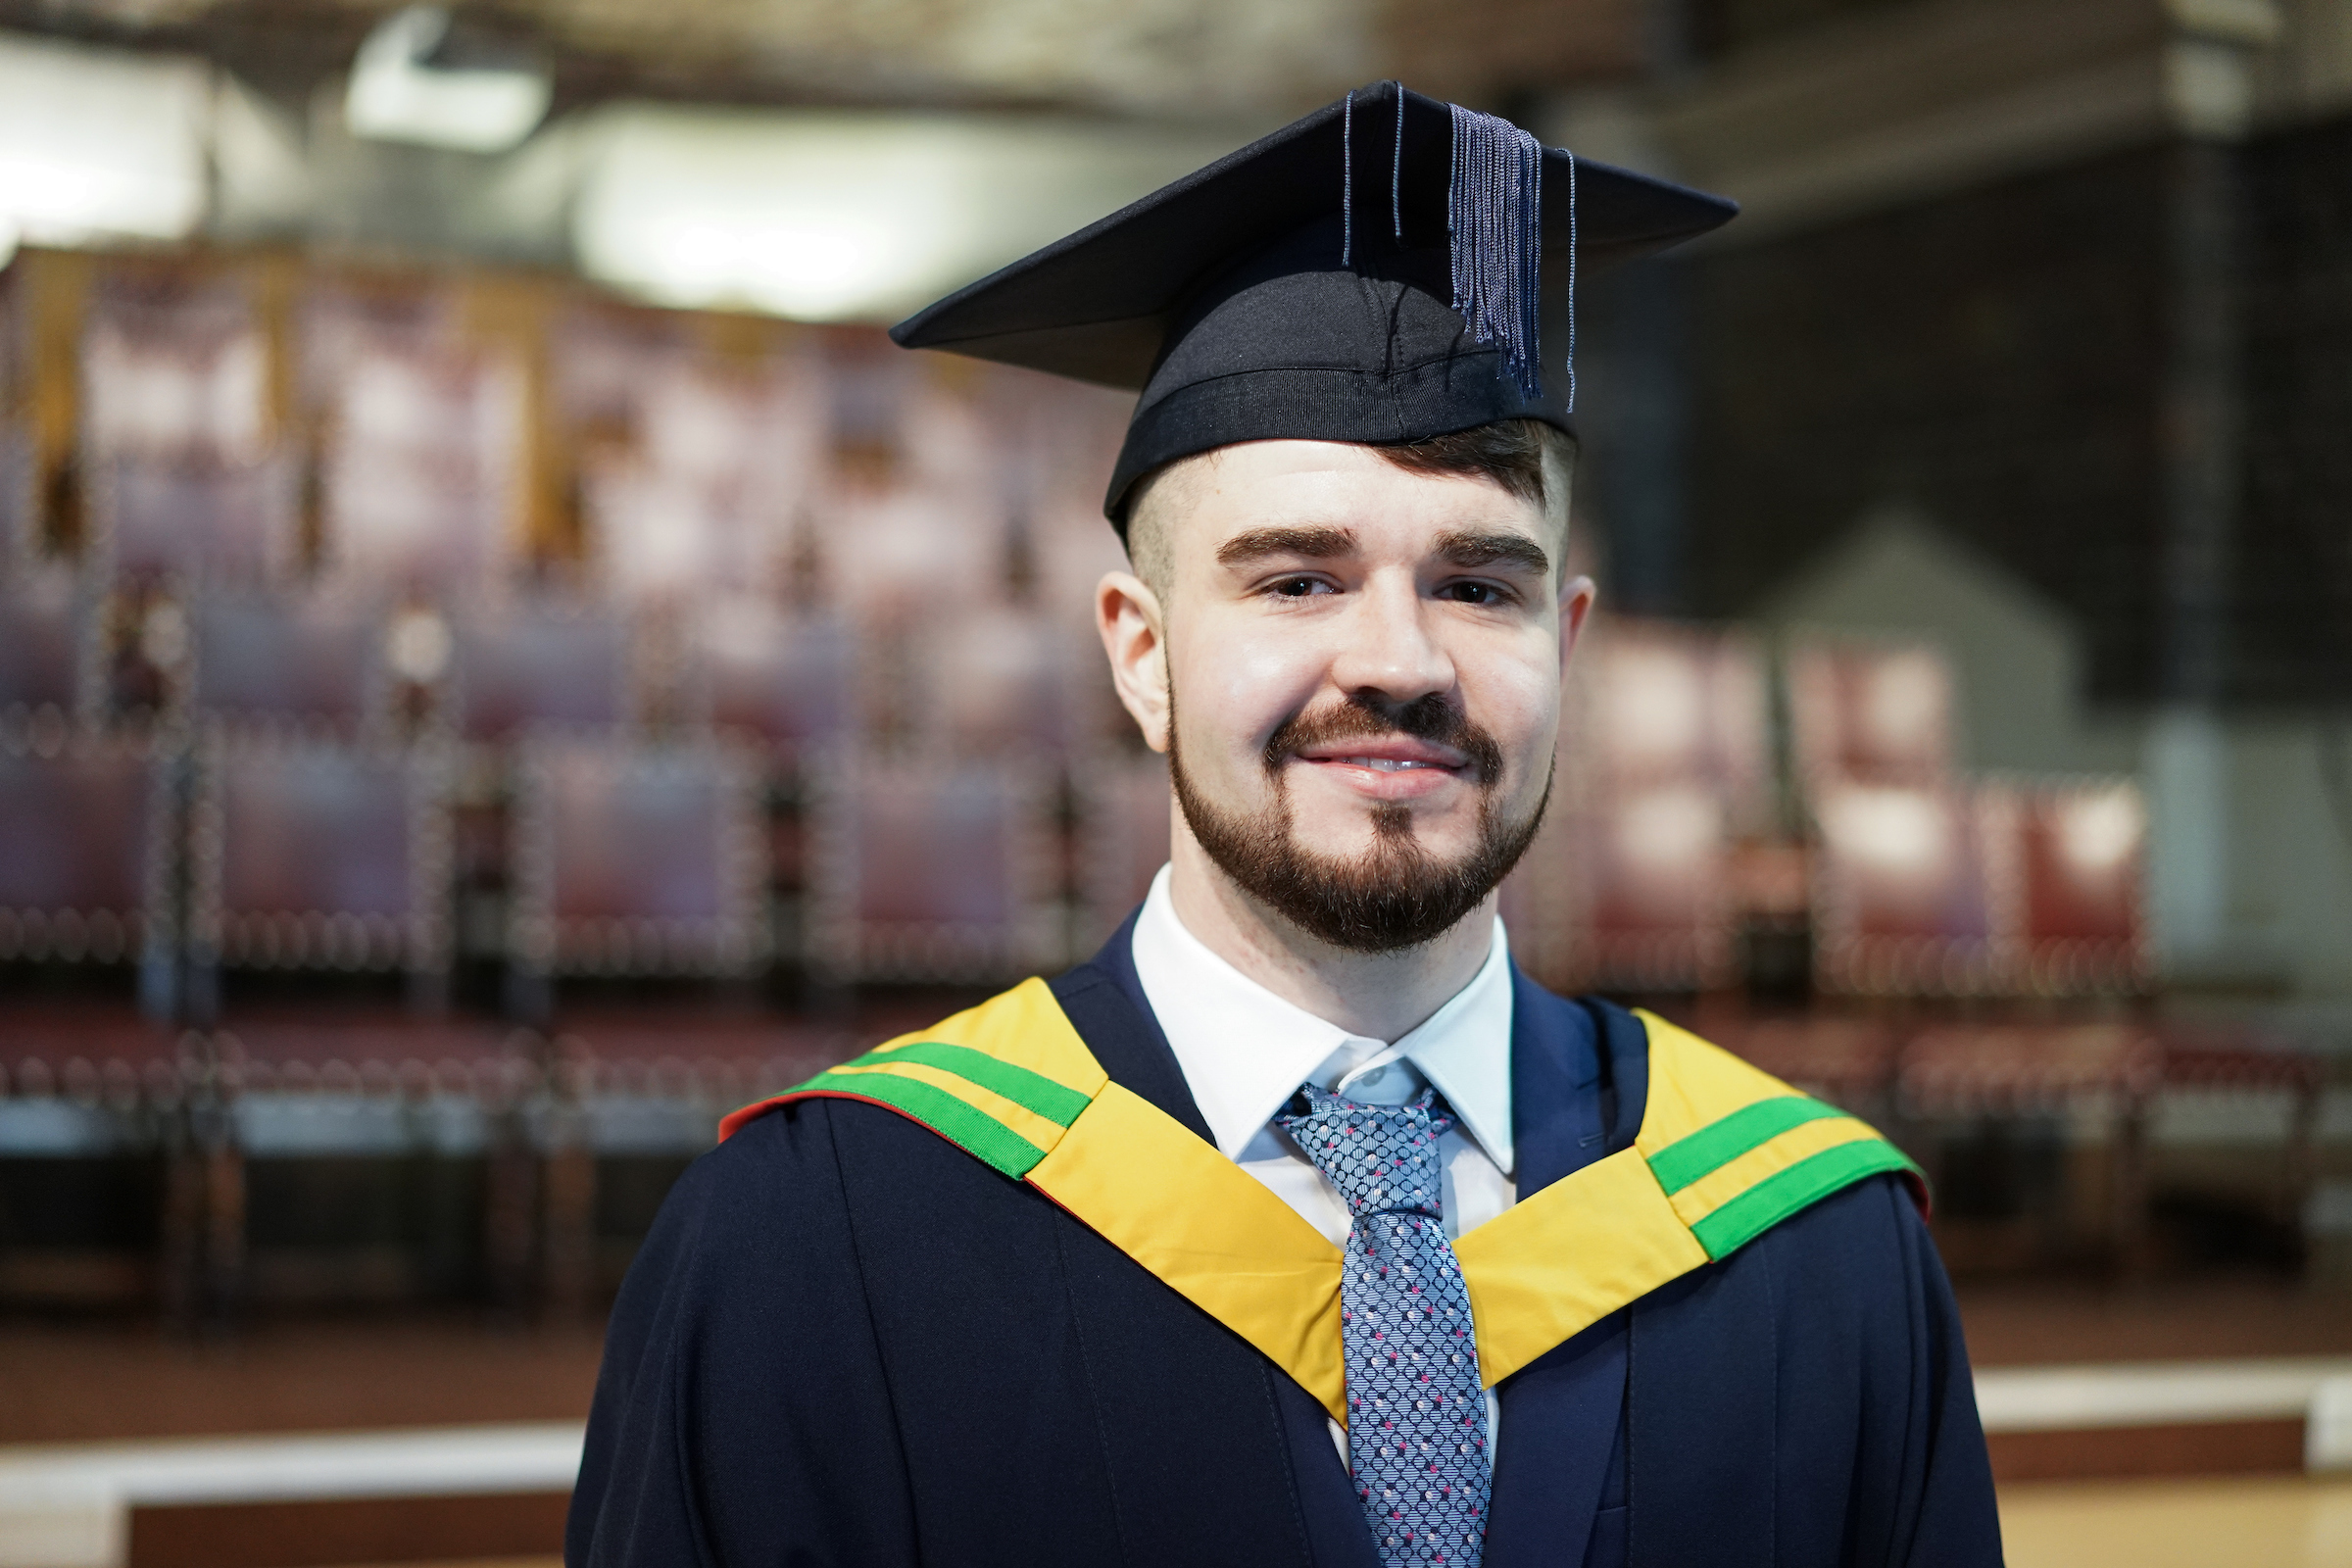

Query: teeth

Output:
[1347, 757, 1434, 771]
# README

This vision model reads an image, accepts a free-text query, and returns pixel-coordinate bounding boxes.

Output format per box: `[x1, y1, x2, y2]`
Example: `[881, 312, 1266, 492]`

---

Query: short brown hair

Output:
[1369, 418, 1575, 514]
[1125, 418, 1576, 602]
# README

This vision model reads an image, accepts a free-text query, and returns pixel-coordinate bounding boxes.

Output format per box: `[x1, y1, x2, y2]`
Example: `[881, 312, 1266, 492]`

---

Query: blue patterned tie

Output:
[1280, 1085, 1490, 1566]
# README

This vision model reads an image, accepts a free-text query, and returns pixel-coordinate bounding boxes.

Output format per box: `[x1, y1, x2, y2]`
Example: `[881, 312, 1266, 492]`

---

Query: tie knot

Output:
[1277, 1084, 1453, 1222]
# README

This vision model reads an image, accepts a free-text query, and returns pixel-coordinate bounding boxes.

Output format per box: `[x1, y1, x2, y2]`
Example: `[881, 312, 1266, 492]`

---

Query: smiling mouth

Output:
[1261, 692, 1502, 787]
[1314, 755, 1460, 772]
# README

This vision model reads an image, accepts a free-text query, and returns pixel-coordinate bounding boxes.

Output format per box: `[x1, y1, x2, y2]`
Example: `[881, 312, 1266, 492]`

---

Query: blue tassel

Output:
[1392, 79, 1405, 242]
[1446, 103, 1546, 401]
[1563, 148, 1578, 413]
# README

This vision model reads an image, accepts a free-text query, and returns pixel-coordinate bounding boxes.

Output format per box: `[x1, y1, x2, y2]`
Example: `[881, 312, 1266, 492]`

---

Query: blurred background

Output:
[0, 0, 2348, 1563]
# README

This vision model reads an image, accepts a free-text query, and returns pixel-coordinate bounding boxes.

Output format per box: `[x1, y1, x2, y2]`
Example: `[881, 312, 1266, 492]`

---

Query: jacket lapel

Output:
[1051, 924, 1666, 1568]
[1485, 974, 1628, 1568]
[1052, 918, 1381, 1568]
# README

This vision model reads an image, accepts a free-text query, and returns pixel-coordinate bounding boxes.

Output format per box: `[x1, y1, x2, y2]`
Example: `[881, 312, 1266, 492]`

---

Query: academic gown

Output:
[567, 919, 2002, 1568]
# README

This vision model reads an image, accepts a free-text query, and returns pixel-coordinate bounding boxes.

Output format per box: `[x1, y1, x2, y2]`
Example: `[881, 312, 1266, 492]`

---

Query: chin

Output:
[1290, 811, 1483, 865]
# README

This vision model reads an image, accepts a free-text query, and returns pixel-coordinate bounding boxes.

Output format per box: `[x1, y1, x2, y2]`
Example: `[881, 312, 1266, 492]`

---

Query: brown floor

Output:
[131, 1497, 571, 1568]
[0, 1315, 606, 1445]
[1955, 1279, 2352, 1366]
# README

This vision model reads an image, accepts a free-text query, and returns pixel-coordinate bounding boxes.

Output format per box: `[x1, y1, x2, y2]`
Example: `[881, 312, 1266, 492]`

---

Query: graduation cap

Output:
[890, 81, 1737, 529]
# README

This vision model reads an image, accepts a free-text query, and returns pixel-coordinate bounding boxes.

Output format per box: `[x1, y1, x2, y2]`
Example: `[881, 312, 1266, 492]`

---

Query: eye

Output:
[1440, 580, 1511, 606]
[1270, 575, 1331, 598]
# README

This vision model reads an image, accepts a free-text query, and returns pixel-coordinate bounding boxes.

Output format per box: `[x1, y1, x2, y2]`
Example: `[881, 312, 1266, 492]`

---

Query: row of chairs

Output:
[0, 724, 1168, 1006]
[1705, 1011, 2325, 1270]
[1521, 620, 2319, 1271]
[0, 999, 2322, 1314]
[1504, 620, 2146, 1000]
[23, 441, 1109, 625]
[0, 573, 1118, 757]
[1510, 771, 2148, 998]
[14, 269, 1125, 619]
[0, 599, 2182, 1008]
[0, 1010, 857, 1315]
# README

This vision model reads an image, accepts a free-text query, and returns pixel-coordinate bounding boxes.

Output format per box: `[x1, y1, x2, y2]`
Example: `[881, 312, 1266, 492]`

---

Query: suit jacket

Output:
[567, 920, 2001, 1567]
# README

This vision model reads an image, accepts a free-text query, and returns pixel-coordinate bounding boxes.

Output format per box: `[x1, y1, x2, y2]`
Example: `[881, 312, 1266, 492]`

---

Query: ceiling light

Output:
[0, 35, 209, 250]
[345, 7, 551, 155]
[573, 107, 1240, 323]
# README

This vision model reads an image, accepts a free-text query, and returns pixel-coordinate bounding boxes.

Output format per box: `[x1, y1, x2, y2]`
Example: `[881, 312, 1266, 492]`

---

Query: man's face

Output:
[1102, 438, 1593, 952]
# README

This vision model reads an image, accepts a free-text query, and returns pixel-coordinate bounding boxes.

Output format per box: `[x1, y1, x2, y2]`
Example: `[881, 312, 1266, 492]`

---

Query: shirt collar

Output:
[1128, 865, 1516, 1175]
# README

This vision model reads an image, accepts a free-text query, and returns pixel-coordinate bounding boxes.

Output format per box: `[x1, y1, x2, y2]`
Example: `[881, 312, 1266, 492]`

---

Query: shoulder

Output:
[704, 1088, 1028, 1213]
[1639, 1169, 1936, 1368]
[645, 1087, 1043, 1302]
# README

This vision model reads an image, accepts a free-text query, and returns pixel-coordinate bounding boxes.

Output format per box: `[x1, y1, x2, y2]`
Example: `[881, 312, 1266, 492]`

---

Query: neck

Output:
[1162, 823, 1497, 1043]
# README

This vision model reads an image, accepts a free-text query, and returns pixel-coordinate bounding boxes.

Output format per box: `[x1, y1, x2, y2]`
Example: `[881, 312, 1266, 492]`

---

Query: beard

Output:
[1167, 687, 1551, 954]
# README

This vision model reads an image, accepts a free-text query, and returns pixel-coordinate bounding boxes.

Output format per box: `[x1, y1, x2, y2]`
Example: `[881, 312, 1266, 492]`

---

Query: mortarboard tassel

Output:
[1341, 82, 1409, 269]
[1563, 146, 1577, 414]
[1446, 102, 1545, 400]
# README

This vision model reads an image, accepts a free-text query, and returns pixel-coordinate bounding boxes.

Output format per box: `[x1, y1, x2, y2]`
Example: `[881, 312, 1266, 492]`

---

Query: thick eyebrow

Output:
[1215, 525, 1358, 567]
[1433, 530, 1551, 578]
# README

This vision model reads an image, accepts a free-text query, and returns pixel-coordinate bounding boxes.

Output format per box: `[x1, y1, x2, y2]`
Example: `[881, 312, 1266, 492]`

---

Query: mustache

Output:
[1261, 692, 1505, 786]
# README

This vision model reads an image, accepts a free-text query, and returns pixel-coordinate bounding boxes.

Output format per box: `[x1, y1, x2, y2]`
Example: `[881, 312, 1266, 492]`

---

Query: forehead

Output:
[1152, 439, 1553, 564]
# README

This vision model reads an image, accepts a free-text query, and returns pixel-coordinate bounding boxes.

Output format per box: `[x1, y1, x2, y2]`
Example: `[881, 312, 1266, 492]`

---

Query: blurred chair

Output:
[1508, 616, 1767, 996]
[824, 484, 1005, 624]
[1807, 779, 2001, 996]
[318, 334, 521, 597]
[1503, 783, 1740, 995]
[203, 1017, 541, 1314]
[454, 598, 630, 743]
[1785, 632, 1958, 789]
[1566, 617, 1773, 833]
[186, 733, 454, 1004]
[94, 579, 194, 731]
[0, 1007, 192, 1311]
[78, 275, 285, 588]
[1705, 1014, 1902, 1112]
[586, 467, 734, 608]
[571, 348, 825, 615]
[80, 272, 270, 471]
[1899, 1022, 2164, 1266]
[0, 570, 94, 733]
[1071, 751, 1171, 953]
[2154, 1029, 2329, 1233]
[687, 597, 857, 760]
[1978, 775, 2151, 997]
[508, 735, 768, 995]
[0, 739, 183, 1311]
[915, 606, 1081, 758]
[0, 733, 175, 1003]
[84, 455, 298, 586]
[804, 749, 1060, 984]
[189, 590, 381, 737]
[1901, 1022, 2164, 1111]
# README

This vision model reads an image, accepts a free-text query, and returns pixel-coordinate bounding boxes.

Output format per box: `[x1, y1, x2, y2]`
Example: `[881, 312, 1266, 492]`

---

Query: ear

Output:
[1096, 570, 1170, 753]
[1558, 572, 1597, 667]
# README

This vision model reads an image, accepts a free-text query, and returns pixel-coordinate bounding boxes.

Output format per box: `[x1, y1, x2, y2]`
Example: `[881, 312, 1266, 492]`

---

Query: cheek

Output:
[1169, 614, 1330, 751]
[1465, 639, 1564, 766]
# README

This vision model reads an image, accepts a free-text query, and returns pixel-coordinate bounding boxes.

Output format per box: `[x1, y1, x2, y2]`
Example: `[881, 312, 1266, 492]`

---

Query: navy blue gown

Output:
[566, 922, 2002, 1567]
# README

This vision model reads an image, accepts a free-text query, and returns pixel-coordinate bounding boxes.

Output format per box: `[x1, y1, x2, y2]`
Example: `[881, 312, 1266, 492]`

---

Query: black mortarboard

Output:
[890, 81, 1737, 531]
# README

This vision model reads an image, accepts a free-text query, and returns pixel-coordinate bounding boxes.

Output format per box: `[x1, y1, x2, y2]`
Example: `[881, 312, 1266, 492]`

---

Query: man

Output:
[568, 83, 2002, 1567]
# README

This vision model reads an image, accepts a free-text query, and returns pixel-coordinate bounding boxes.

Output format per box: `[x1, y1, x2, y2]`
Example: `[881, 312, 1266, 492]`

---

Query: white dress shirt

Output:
[1128, 863, 1518, 1460]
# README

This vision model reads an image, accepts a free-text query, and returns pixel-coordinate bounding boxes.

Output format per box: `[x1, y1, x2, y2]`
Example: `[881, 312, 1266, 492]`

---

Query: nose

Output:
[1326, 570, 1456, 708]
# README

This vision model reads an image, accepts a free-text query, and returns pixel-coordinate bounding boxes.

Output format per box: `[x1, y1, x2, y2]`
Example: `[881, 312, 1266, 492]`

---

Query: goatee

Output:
[1168, 689, 1549, 954]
